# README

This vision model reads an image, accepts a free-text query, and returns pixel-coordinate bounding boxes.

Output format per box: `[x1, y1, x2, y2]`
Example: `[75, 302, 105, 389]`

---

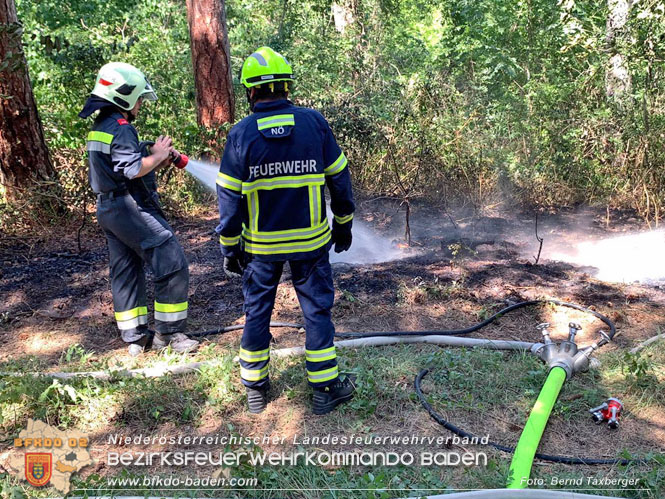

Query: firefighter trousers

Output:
[239, 251, 339, 389]
[97, 191, 189, 343]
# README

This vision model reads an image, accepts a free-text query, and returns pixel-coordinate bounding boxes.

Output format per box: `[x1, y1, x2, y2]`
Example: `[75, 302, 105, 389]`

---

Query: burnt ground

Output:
[3, 201, 661, 360]
[0, 206, 665, 365]
[1, 200, 664, 495]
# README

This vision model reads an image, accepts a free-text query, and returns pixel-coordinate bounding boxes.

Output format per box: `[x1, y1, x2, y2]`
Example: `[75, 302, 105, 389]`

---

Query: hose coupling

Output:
[548, 361, 573, 379]
[589, 398, 623, 429]
[590, 402, 608, 422]
[571, 347, 594, 374]
[597, 330, 611, 347]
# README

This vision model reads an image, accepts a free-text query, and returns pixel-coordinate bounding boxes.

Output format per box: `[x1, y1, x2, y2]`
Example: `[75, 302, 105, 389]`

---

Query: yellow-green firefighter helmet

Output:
[240, 47, 294, 88]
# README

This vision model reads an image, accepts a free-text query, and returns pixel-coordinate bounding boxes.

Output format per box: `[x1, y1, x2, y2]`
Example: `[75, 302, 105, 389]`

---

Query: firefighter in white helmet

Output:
[80, 62, 198, 356]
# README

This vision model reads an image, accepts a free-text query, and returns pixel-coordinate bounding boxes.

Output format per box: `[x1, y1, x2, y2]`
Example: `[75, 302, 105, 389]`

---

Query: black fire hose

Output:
[188, 321, 303, 338]
[415, 369, 645, 466]
[193, 300, 645, 466]
[192, 300, 615, 341]
[334, 299, 616, 340]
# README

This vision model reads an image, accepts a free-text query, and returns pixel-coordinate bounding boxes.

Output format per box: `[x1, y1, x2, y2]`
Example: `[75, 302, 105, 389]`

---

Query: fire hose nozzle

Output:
[139, 140, 188, 169]
[170, 152, 189, 169]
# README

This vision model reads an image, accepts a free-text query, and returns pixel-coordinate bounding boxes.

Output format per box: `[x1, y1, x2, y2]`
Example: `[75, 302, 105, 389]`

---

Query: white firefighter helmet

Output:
[91, 62, 157, 110]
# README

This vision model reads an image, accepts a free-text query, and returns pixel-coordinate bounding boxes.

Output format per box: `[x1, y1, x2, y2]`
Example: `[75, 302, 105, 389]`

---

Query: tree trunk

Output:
[0, 0, 55, 203]
[186, 0, 235, 134]
[605, 0, 633, 104]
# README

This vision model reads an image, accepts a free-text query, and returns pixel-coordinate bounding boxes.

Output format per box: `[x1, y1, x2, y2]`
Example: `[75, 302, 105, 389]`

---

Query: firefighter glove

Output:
[331, 220, 352, 253]
[224, 256, 244, 279]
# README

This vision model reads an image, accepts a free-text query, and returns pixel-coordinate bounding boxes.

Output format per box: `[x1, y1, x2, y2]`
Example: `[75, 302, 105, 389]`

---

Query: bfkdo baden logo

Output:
[25, 453, 52, 487]
[9, 419, 93, 494]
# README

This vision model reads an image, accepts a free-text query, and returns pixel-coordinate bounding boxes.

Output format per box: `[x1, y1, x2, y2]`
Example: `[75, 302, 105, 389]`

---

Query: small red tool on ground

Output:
[589, 397, 623, 429]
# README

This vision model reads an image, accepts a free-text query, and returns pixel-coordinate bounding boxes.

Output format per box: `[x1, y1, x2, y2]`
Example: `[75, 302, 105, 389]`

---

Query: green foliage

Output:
[224, 0, 665, 215]
[11, 0, 665, 223]
[621, 351, 658, 388]
[11, 0, 203, 224]
[59, 343, 93, 365]
[194, 355, 244, 409]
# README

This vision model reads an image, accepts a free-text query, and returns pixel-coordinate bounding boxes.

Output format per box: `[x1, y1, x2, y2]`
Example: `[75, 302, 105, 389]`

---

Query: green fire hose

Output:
[507, 366, 568, 488]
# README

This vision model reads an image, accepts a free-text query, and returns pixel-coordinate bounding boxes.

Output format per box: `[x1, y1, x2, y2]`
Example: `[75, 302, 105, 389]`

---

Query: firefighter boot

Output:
[127, 331, 154, 357]
[152, 333, 199, 353]
[246, 382, 270, 414]
[312, 374, 356, 415]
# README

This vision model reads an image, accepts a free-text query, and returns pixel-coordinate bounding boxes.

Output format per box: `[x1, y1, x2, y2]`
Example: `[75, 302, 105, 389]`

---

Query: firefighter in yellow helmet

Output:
[216, 47, 356, 414]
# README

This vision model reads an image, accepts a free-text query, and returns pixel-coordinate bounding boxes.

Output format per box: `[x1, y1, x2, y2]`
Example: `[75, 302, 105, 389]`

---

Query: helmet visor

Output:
[140, 80, 158, 101]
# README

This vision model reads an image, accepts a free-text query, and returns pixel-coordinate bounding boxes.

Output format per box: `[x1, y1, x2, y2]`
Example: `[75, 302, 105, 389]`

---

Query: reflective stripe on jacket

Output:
[87, 110, 156, 195]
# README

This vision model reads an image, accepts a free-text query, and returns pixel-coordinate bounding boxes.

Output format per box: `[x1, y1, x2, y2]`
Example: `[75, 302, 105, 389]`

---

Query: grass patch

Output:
[1, 343, 663, 497]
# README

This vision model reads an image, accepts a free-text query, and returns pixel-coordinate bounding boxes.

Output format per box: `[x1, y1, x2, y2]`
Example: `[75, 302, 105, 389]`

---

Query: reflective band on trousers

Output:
[216, 172, 242, 192]
[307, 365, 339, 383]
[242, 220, 329, 243]
[117, 316, 148, 330]
[257, 114, 295, 130]
[334, 213, 353, 224]
[305, 346, 337, 362]
[324, 153, 347, 176]
[241, 174, 324, 194]
[239, 347, 270, 362]
[115, 306, 148, 330]
[243, 231, 331, 255]
[154, 301, 188, 322]
[241, 365, 269, 381]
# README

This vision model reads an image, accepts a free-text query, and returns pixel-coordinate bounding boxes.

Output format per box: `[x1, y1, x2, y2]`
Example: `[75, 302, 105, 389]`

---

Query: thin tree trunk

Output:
[605, 0, 632, 103]
[186, 0, 235, 136]
[0, 0, 55, 203]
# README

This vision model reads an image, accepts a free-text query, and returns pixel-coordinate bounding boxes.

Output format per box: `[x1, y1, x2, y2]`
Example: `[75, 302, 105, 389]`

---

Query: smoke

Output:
[328, 208, 406, 264]
[414, 206, 665, 285]
[182, 165, 664, 281]
[542, 228, 665, 285]
[184, 161, 408, 265]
